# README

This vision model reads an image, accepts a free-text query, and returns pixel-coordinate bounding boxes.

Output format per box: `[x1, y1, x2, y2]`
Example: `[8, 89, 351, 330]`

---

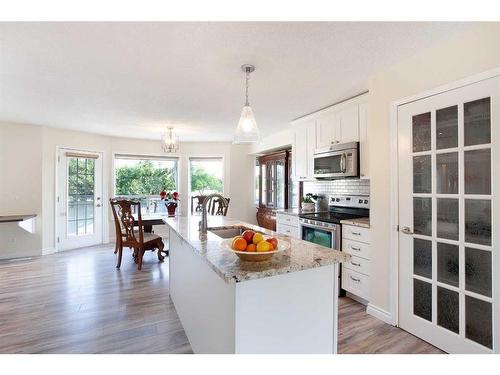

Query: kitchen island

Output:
[163, 215, 349, 354]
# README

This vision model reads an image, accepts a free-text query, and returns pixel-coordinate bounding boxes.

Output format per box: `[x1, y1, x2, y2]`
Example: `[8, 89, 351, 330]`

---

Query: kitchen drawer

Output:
[276, 222, 300, 239]
[276, 213, 299, 227]
[342, 255, 370, 276]
[342, 239, 370, 260]
[342, 224, 371, 243]
[342, 268, 369, 300]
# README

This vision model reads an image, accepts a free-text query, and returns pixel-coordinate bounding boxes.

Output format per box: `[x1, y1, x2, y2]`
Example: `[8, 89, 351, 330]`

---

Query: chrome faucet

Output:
[199, 193, 229, 240]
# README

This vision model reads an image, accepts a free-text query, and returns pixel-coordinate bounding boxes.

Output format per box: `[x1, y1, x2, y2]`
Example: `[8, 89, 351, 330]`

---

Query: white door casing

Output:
[57, 149, 103, 251]
[398, 76, 500, 353]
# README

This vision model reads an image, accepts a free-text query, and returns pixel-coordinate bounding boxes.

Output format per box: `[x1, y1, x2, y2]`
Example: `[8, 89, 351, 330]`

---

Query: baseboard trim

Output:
[366, 303, 395, 326]
[42, 247, 56, 256]
[346, 292, 368, 306]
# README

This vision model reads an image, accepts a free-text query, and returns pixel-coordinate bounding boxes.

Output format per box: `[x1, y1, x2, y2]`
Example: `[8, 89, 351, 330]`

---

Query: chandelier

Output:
[233, 64, 260, 144]
[161, 127, 179, 153]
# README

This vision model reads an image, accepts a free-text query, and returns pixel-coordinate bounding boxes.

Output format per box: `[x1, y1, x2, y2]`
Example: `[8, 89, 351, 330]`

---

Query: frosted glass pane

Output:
[436, 105, 458, 149]
[413, 155, 431, 193]
[465, 199, 491, 245]
[437, 242, 459, 287]
[413, 238, 432, 279]
[414, 279, 432, 322]
[466, 296, 492, 349]
[437, 198, 459, 240]
[437, 287, 459, 334]
[413, 112, 431, 152]
[414, 197, 432, 236]
[465, 247, 492, 297]
[436, 152, 458, 194]
[464, 149, 491, 195]
[464, 98, 490, 146]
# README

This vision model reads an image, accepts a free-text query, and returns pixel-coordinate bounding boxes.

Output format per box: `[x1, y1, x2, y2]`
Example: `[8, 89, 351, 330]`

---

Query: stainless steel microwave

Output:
[313, 141, 359, 179]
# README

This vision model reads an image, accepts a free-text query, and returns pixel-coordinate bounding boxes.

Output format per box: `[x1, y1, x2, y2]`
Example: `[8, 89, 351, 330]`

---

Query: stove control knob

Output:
[336, 198, 340, 202]
[358, 199, 363, 204]
[364, 200, 368, 204]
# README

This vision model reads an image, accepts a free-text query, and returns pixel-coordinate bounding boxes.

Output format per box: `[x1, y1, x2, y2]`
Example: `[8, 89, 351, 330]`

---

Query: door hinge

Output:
[57, 237, 60, 243]
[58, 155, 60, 162]
[57, 196, 60, 203]
[396, 225, 399, 232]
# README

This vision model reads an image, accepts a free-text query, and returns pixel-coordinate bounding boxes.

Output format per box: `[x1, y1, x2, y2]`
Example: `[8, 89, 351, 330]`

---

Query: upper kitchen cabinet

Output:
[291, 116, 316, 180]
[316, 100, 361, 148]
[358, 101, 370, 179]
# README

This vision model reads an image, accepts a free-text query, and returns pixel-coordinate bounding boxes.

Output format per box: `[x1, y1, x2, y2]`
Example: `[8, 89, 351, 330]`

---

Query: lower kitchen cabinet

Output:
[276, 213, 301, 239]
[341, 223, 371, 301]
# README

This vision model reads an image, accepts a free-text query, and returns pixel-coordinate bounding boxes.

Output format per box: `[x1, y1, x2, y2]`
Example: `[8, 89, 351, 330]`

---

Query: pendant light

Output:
[233, 64, 260, 144]
[161, 127, 179, 153]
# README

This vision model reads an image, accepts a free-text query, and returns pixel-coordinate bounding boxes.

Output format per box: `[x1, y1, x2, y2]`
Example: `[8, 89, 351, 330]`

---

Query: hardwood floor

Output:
[0, 244, 442, 354]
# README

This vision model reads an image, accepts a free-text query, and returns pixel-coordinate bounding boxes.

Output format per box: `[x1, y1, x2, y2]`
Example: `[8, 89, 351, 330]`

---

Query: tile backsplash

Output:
[303, 178, 370, 201]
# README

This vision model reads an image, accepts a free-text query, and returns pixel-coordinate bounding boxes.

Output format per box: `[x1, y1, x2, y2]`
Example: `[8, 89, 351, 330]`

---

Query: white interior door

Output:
[398, 76, 500, 353]
[57, 149, 103, 251]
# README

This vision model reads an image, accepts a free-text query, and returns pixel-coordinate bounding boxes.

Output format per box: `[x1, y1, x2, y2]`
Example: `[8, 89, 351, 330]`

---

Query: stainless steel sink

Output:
[208, 226, 263, 239]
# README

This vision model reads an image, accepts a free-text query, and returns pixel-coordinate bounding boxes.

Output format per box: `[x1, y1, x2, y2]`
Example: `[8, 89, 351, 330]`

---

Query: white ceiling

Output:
[0, 22, 473, 141]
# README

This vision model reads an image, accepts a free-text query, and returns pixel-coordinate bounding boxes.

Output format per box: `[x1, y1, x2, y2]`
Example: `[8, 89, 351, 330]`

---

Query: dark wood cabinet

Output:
[255, 150, 293, 230]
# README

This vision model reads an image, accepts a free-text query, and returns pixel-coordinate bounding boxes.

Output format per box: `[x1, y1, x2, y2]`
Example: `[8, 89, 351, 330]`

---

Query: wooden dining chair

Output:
[209, 197, 230, 216]
[109, 198, 165, 270]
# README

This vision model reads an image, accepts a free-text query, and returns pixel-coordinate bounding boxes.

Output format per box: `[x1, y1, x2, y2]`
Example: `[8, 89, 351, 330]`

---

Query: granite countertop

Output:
[163, 216, 350, 284]
[340, 217, 370, 228]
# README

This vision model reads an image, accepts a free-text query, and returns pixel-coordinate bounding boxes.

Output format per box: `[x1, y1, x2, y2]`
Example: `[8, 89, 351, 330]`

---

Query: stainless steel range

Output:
[299, 195, 370, 295]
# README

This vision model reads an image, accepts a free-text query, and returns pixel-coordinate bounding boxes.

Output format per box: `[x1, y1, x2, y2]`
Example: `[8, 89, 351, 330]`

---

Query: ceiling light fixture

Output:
[161, 127, 179, 153]
[233, 64, 259, 144]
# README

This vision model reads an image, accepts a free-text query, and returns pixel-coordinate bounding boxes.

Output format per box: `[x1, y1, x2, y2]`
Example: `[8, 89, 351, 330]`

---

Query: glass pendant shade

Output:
[234, 105, 259, 143]
[161, 128, 179, 153]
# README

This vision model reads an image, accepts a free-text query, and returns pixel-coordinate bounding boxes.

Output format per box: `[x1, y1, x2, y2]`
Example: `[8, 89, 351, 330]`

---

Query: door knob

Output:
[400, 226, 413, 235]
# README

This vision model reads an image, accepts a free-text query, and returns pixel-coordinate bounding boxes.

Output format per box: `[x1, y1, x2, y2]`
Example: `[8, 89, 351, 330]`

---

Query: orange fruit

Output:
[256, 241, 272, 252]
[246, 243, 257, 252]
[231, 235, 243, 248]
[252, 233, 264, 245]
[232, 237, 247, 251]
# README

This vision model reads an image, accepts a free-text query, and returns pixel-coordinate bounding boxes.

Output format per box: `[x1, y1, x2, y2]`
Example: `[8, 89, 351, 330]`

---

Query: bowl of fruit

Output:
[220, 230, 289, 262]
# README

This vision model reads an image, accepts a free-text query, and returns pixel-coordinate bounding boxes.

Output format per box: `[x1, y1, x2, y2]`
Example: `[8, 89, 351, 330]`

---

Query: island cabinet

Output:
[164, 216, 349, 354]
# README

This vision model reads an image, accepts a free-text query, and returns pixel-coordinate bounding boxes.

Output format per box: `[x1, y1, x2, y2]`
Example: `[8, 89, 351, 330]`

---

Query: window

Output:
[189, 157, 224, 215]
[114, 155, 178, 214]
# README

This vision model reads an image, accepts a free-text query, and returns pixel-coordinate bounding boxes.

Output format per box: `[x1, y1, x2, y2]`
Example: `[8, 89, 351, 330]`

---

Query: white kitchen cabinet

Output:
[358, 101, 369, 179]
[315, 109, 336, 149]
[341, 223, 371, 301]
[292, 117, 316, 180]
[336, 105, 359, 143]
[276, 213, 301, 239]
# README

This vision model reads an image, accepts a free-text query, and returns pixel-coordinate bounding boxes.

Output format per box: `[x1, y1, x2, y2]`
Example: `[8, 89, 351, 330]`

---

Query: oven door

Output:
[301, 224, 339, 249]
[313, 148, 358, 179]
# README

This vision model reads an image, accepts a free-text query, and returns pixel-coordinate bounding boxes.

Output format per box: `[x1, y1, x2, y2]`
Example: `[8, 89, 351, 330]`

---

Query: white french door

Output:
[57, 149, 103, 251]
[398, 76, 500, 353]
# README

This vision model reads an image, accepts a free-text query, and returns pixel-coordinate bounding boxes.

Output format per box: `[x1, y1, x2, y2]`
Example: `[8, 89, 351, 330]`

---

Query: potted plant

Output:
[301, 194, 316, 211]
[162, 191, 180, 216]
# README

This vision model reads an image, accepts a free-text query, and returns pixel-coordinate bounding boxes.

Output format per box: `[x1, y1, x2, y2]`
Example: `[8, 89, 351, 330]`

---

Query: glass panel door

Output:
[57, 150, 103, 251]
[398, 76, 499, 353]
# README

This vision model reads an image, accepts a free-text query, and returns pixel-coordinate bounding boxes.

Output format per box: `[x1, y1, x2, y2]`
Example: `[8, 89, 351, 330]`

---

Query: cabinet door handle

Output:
[351, 261, 361, 267]
[351, 231, 361, 236]
[350, 246, 361, 251]
[350, 276, 361, 282]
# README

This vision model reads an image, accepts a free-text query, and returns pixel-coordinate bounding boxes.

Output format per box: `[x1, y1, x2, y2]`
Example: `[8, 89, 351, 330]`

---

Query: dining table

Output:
[134, 214, 173, 233]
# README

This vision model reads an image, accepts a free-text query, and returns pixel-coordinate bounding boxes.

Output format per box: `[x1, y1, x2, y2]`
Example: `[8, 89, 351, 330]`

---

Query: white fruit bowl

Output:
[219, 237, 290, 262]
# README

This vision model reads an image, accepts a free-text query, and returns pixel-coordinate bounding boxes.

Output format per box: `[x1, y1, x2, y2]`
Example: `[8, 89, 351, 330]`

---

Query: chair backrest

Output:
[109, 198, 143, 245]
[209, 197, 230, 216]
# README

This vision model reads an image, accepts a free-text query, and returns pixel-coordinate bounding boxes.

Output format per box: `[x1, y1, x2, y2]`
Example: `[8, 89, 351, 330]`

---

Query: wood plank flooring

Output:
[0, 244, 442, 354]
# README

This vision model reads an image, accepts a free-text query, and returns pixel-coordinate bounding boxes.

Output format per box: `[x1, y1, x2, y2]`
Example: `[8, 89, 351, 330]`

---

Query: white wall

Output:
[367, 23, 500, 314]
[1, 123, 255, 259]
[0, 123, 44, 258]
